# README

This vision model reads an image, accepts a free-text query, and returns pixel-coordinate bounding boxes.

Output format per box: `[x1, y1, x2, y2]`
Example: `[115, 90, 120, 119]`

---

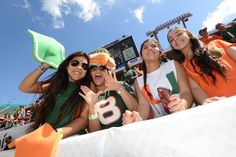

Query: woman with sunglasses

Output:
[79, 48, 138, 132]
[167, 27, 236, 105]
[123, 38, 193, 124]
[19, 51, 90, 138]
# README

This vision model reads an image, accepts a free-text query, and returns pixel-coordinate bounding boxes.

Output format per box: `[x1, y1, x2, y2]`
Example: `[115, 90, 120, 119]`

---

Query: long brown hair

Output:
[140, 39, 166, 97]
[31, 51, 90, 131]
[167, 27, 227, 85]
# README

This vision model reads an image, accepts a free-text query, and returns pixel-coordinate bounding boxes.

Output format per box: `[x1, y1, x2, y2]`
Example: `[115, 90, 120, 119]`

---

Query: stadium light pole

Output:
[145, 12, 192, 49]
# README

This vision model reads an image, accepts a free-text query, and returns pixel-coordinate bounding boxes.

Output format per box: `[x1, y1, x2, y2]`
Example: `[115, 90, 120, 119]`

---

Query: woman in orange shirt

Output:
[167, 27, 236, 105]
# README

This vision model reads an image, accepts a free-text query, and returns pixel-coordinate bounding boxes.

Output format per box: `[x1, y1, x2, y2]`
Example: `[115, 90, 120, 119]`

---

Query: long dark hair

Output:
[31, 51, 90, 131]
[167, 27, 227, 85]
[140, 39, 164, 97]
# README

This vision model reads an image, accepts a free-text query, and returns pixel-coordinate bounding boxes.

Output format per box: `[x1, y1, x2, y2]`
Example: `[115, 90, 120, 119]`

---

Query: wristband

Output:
[56, 128, 64, 138]
[88, 113, 98, 120]
[38, 65, 48, 72]
[117, 87, 125, 95]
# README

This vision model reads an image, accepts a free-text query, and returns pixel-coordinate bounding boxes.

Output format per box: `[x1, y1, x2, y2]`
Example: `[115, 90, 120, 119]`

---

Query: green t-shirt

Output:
[45, 82, 77, 129]
[97, 81, 135, 130]
[218, 25, 236, 42]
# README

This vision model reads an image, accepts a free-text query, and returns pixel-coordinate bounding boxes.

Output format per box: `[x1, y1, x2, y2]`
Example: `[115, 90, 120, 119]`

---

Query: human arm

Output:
[122, 78, 150, 125]
[60, 104, 88, 138]
[188, 77, 208, 105]
[227, 21, 236, 27]
[79, 85, 103, 132]
[188, 78, 225, 105]
[19, 63, 50, 93]
[168, 62, 193, 112]
[134, 79, 150, 120]
[226, 45, 236, 61]
[103, 70, 138, 111]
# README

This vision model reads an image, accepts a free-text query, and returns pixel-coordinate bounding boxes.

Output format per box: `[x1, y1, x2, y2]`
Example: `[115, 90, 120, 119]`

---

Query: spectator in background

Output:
[167, 27, 236, 105]
[122, 64, 138, 85]
[5, 114, 15, 129]
[199, 27, 223, 45]
[16, 106, 25, 121]
[133, 64, 143, 77]
[215, 22, 236, 43]
[24, 109, 32, 123]
[4, 114, 11, 129]
[2, 135, 12, 151]
[0, 133, 12, 151]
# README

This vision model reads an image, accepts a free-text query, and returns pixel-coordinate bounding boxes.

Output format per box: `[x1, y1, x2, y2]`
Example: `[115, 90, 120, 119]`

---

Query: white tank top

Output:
[137, 60, 179, 117]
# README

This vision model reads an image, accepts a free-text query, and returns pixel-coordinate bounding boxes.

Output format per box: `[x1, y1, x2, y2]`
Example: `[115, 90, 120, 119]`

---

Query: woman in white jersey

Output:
[123, 39, 193, 123]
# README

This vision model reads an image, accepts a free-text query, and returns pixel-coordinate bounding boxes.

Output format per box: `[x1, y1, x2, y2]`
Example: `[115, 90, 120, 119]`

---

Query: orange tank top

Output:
[182, 40, 236, 97]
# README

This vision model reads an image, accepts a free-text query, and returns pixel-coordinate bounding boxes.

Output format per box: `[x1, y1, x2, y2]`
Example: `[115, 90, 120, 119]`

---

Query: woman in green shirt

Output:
[19, 51, 90, 138]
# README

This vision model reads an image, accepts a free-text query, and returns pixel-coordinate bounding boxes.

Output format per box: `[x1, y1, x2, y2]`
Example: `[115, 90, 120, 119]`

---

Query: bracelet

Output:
[38, 65, 48, 72]
[117, 87, 125, 95]
[56, 128, 64, 138]
[88, 113, 98, 120]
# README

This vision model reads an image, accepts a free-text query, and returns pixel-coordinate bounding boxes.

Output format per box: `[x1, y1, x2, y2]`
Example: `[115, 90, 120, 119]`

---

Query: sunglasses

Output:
[70, 60, 89, 70]
[90, 65, 108, 72]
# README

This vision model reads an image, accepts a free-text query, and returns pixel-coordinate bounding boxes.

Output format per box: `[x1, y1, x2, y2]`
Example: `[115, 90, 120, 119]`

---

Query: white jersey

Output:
[137, 60, 179, 118]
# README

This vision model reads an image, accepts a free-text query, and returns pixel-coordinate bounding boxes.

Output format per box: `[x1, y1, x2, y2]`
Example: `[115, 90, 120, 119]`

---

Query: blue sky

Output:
[0, 0, 235, 105]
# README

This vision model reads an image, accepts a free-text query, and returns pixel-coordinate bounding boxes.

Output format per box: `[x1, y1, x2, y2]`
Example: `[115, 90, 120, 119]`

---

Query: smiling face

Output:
[168, 28, 192, 59]
[67, 56, 88, 82]
[141, 40, 162, 62]
[168, 28, 190, 50]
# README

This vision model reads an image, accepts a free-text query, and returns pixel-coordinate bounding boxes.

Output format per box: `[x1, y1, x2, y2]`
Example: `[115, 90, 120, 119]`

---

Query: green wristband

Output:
[88, 113, 98, 120]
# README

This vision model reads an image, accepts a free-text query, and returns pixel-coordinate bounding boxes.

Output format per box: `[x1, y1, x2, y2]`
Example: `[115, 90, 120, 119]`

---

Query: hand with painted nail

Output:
[122, 110, 142, 125]
[167, 94, 187, 113]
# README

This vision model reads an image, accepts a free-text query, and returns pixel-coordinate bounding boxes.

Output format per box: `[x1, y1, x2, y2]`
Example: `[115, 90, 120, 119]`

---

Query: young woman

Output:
[79, 48, 138, 132]
[123, 39, 193, 124]
[167, 27, 236, 104]
[19, 51, 90, 138]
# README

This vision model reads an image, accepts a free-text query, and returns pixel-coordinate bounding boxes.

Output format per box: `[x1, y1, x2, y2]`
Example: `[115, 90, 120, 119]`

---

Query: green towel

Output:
[28, 29, 65, 69]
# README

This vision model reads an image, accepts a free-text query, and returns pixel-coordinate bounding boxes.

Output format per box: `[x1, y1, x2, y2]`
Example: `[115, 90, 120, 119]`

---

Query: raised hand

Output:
[79, 85, 103, 107]
[103, 70, 122, 93]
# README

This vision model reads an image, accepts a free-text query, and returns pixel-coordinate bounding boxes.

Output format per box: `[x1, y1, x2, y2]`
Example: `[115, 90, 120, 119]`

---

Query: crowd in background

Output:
[0, 100, 42, 130]
[199, 19, 236, 45]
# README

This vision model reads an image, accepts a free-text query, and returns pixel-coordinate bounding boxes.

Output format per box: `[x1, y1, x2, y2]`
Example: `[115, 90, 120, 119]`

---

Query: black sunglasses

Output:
[90, 65, 108, 72]
[70, 60, 89, 70]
